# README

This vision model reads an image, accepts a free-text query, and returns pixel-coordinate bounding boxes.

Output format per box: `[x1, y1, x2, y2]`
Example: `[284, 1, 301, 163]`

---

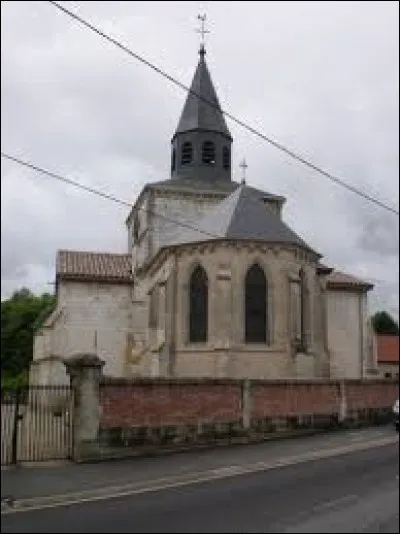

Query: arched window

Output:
[181, 142, 193, 165]
[245, 264, 267, 343]
[202, 141, 215, 164]
[222, 146, 230, 170]
[189, 266, 208, 343]
[171, 148, 176, 172]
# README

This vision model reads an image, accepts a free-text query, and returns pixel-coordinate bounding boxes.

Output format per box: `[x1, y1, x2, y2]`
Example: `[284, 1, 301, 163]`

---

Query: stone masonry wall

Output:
[172, 243, 326, 379]
[149, 189, 223, 258]
[327, 290, 365, 379]
[57, 281, 132, 377]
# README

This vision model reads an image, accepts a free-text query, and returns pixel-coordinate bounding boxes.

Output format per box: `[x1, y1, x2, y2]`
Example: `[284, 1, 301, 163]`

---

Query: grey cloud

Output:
[1, 1, 398, 316]
[357, 212, 399, 257]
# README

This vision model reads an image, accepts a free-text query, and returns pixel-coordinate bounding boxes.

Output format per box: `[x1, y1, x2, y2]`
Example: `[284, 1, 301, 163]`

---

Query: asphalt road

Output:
[2, 443, 398, 533]
[2, 427, 395, 501]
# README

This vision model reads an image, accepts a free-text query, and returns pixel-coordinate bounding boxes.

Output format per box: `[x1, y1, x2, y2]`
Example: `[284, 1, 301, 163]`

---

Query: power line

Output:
[1, 151, 325, 253]
[48, 0, 399, 217]
[2, 152, 131, 208]
[1, 152, 219, 239]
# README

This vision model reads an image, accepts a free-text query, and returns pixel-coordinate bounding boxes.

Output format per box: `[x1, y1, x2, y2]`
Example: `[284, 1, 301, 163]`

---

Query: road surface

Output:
[2, 442, 398, 533]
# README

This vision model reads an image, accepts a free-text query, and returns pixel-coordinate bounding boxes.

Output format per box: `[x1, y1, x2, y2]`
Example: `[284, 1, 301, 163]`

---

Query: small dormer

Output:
[262, 196, 286, 219]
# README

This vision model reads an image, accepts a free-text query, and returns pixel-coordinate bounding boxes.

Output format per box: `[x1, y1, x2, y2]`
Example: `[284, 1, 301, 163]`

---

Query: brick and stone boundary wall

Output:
[100, 380, 242, 429]
[61, 356, 399, 461]
[98, 378, 398, 451]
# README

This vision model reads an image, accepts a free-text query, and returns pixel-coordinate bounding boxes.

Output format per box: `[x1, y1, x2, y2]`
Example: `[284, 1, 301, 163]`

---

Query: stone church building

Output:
[32, 45, 378, 384]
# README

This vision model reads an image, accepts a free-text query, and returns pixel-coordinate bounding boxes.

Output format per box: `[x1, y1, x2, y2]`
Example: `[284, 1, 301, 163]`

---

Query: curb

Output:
[78, 427, 326, 464]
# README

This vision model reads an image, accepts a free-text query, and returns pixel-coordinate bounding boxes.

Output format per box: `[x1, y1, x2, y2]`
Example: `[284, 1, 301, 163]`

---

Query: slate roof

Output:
[326, 270, 374, 291]
[173, 48, 232, 140]
[166, 184, 315, 252]
[376, 335, 399, 364]
[56, 250, 133, 283]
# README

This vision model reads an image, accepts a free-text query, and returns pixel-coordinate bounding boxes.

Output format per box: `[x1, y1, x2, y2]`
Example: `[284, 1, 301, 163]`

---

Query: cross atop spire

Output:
[239, 158, 248, 184]
[196, 14, 209, 55]
[172, 29, 231, 141]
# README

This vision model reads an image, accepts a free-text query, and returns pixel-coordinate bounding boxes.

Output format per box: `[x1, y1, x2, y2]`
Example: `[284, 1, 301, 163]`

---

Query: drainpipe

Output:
[300, 268, 307, 352]
[359, 292, 364, 379]
[168, 250, 178, 376]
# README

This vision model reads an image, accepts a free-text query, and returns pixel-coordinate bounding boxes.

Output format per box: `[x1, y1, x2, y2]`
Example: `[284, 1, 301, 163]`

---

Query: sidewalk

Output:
[1, 427, 396, 503]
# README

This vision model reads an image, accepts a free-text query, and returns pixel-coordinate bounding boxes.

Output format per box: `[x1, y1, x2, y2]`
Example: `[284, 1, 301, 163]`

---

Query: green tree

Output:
[371, 310, 399, 335]
[1, 288, 56, 384]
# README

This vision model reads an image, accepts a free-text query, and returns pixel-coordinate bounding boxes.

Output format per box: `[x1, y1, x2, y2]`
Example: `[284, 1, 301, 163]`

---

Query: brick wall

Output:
[100, 378, 398, 430]
[251, 382, 340, 418]
[100, 379, 242, 429]
[345, 381, 398, 411]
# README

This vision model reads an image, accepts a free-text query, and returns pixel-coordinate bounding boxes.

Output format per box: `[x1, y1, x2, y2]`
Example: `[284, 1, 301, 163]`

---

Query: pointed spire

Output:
[170, 19, 233, 183]
[173, 48, 232, 141]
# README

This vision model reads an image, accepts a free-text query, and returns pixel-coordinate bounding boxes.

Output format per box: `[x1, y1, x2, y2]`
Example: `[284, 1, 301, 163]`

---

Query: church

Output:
[32, 43, 378, 384]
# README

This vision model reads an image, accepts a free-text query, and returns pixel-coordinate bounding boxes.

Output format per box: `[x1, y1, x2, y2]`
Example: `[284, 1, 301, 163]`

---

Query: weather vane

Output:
[196, 14, 210, 53]
[239, 158, 248, 184]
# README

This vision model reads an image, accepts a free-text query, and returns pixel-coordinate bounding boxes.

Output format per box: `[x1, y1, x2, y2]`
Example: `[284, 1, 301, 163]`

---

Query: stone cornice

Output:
[139, 239, 321, 277]
[59, 274, 133, 285]
[326, 282, 373, 293]
[174, 240, 318, 261]
[151, 187, 228, 202]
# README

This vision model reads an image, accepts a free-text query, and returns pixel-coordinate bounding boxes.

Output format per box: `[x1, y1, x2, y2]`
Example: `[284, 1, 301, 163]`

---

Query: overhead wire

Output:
[46, 0, 399, 216]
[1, 152, 220, 239]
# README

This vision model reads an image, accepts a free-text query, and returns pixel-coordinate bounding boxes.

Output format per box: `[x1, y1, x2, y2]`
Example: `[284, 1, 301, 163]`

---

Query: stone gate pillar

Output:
[64, 353, 104, 461]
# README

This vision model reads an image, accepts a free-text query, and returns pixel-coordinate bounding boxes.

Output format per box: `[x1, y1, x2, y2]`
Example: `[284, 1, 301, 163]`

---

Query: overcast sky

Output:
[1, 0, 399, 318]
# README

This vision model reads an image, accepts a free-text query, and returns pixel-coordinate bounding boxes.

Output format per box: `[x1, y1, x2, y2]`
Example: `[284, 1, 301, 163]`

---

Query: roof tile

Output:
[57, 250, 133, 283]
[376, 335, 399, 364]
[326, 271, 373, 291]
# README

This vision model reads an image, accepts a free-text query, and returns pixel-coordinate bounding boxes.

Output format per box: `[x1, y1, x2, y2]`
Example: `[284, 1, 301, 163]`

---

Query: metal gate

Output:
[1, 386, 73, 465]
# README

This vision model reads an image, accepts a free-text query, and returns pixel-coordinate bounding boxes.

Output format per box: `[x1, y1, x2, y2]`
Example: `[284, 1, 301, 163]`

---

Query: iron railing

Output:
[1, 385, 73, 465]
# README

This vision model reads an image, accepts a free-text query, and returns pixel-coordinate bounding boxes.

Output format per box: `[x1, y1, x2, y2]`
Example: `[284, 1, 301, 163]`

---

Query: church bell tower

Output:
[170, 20, 233, 184]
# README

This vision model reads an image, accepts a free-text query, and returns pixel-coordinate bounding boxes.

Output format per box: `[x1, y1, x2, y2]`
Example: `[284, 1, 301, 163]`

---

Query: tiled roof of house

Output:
[376, 335, 399, 364]
[56, 250, 133, 283]
[326, 270, 373, 291]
